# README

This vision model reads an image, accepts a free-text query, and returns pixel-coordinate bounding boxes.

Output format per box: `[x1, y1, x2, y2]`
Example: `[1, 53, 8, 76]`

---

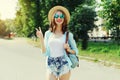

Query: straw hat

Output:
[48, 6, 70, 24]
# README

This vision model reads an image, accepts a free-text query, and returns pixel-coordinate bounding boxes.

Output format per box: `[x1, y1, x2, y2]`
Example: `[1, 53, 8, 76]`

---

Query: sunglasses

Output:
[54, 13, 65, 19]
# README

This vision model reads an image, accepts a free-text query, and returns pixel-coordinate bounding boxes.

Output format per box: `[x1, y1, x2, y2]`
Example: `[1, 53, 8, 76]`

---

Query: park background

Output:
[0, 0, 120, 67]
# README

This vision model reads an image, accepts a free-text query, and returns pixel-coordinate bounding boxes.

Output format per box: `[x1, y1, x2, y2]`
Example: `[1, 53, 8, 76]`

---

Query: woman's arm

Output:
[36, 27, 46, 53]
[40, 37, 46, 53]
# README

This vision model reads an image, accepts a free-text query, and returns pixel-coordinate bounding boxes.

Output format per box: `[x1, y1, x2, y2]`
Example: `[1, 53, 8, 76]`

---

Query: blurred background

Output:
[0, 0, 120, 80]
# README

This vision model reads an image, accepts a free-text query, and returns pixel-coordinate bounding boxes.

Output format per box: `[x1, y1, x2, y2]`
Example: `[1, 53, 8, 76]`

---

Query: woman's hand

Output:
[64, 43, 75, 54]
[64, 43, 71, 51]
[36, 27, 43, 39]
[36, 27, 46, 53]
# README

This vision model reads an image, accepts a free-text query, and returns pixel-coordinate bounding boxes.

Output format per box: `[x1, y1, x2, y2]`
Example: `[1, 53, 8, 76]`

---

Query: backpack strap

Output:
[65, 31, 69, 54]
[65, 31, 69, 43]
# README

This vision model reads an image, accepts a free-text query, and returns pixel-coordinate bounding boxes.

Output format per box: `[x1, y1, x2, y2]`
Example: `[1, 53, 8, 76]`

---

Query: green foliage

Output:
[98, 0, 120, 29]
[44, 0, 84, 13]
[69, 5, 97, 40]
[98, 0, 120, 44]
[0, 20, 6, 36]
[84, 0, 96, 6]
[69, 4, 97, 50]
[16, 0, 84, 36]
[15, 0, 97, 37]
[15, 0, 41, 37]
[5, 19, 16, 32]
[0, 19, 15, 37]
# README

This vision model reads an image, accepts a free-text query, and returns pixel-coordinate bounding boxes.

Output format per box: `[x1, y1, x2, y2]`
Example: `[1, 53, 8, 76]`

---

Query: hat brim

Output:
[48, 6, 70, 24]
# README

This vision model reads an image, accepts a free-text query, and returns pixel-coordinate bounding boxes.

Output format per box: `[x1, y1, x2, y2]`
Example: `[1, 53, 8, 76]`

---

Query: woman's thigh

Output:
[46, 73, 58, 80]
[59, 71, 71, 80]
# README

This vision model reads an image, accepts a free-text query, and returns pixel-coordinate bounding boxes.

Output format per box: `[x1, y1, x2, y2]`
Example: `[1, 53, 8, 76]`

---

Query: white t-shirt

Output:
[48, 33, 65, 57]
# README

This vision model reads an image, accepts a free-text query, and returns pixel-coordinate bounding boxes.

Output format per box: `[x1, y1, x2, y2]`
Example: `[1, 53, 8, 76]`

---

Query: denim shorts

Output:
[47, 55, 70, 77]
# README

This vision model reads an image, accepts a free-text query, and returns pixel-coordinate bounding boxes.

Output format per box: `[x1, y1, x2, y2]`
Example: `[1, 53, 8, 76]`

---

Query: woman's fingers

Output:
[64, 43, 70, 49]
[66, 43, 69, 47]
[35, 28, 38, 31]
[35, 27, 43, 38]
[39, 27, 41, 31]
[35, 27, 41, 31]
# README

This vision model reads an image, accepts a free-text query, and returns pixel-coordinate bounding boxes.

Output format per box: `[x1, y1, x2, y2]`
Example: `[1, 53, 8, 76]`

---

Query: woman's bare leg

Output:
[59, 71, 71, 80]
[46, 70, 58, 80]
[47, 73, 58, 80]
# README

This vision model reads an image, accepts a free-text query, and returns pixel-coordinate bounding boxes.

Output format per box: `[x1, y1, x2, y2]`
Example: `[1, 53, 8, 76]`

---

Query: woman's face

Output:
[54, 11, 64, 25]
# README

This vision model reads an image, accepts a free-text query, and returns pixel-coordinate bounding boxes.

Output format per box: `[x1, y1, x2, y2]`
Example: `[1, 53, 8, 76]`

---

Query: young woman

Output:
[36, 6, 78, 80]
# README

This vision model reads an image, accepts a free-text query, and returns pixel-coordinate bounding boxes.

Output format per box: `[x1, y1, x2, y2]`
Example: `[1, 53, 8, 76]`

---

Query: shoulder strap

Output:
[65, 31, 69, 54]
[65, 31, 69, 43]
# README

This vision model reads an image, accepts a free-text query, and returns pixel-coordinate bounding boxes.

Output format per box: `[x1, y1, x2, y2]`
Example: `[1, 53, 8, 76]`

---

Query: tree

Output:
[98, 0, 120, 44]
[0, 20, 6, 37]
[5, 19, 16, 32]
[69, 5, 97, 49]
[0, 20, 12, 37]
[16, 0, 97, 38]
[14, 9, 23, 36]
[15, 0, 41, 37]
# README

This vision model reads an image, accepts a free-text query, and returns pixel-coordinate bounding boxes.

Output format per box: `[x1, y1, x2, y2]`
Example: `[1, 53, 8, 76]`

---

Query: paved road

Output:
[0, 38, 120, 80]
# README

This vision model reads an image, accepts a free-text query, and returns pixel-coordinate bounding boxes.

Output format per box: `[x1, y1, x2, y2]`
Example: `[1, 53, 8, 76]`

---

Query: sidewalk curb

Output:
[79, 56, 120, 69]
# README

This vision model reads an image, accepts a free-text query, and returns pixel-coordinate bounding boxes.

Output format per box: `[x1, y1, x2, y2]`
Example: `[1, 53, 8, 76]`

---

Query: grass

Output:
[78, 41, 120, 63]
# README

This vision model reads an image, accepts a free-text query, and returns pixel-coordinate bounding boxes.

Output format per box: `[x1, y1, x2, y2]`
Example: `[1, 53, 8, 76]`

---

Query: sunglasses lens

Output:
[60, 14, 64, 18]
[54, 14, 59, 18]
[54, 13, 64, 19]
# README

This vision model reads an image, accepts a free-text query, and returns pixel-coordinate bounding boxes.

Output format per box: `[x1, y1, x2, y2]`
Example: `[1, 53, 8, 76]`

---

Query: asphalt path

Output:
[0, 38, 120, 80]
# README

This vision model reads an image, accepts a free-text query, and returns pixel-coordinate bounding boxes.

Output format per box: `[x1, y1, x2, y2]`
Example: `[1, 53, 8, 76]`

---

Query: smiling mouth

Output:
[56, 19, 62, 23]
